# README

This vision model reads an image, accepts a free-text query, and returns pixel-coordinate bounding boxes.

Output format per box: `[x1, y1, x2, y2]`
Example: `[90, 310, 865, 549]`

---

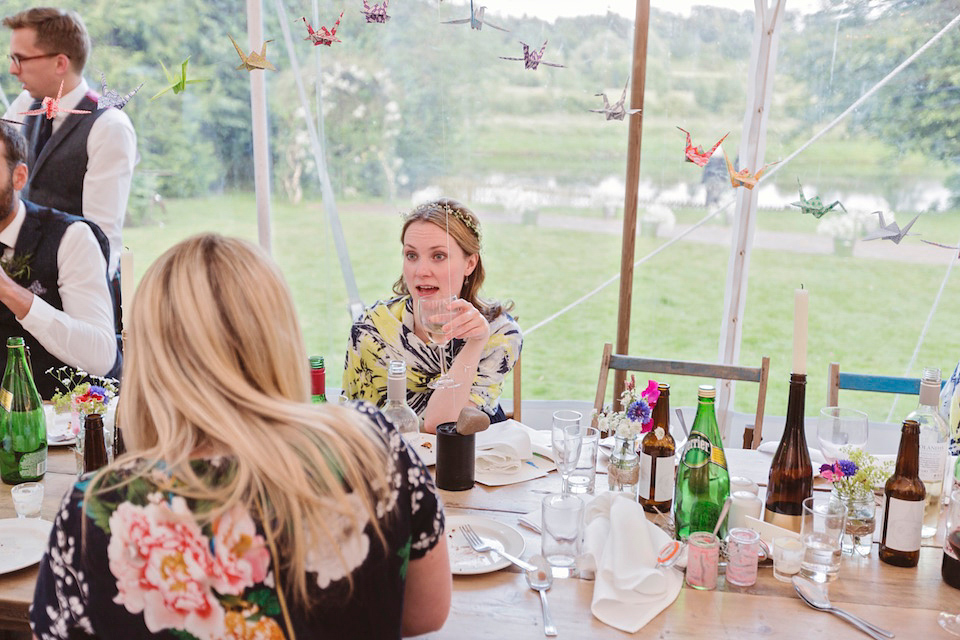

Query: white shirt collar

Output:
[0, 200, 27, 250]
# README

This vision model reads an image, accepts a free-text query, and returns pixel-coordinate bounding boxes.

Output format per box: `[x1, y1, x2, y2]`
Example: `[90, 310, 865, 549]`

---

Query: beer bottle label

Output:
[883, 497, 923, 552]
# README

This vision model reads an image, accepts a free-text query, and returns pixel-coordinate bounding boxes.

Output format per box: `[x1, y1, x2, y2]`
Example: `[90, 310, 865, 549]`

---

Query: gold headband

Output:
[407, 202, 482, 243]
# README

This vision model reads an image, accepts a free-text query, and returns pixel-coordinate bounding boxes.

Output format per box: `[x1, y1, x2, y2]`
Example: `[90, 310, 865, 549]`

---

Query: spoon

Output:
[526, 555, 558, 637]
[792, 576, 894, 639]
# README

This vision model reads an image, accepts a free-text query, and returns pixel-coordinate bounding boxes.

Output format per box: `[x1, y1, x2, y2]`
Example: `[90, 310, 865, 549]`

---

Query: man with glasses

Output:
[2, 7, 135, 321]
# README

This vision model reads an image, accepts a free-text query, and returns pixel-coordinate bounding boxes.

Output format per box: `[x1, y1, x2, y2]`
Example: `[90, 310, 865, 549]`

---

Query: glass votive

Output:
[725, 528, 766, 587]
[772, 535, 805, 582]
[730, 476, 759, 496]
[727, 490, 764, 530]
[11, 482, 44, 519]
[685, 532, 719, 590]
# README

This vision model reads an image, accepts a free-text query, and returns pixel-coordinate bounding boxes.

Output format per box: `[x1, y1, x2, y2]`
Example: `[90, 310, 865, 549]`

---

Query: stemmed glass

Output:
[816, 407, 869, 463]
[417, 295, 461, 390]
[551, 410, 583, 495]
[939, 489, 960, 635]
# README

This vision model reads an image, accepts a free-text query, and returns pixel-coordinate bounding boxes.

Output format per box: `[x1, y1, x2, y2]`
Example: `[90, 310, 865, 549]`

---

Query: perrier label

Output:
[674, 385, 730, 540]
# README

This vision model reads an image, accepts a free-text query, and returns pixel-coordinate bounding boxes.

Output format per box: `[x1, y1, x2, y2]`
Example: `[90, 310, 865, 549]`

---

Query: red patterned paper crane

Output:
[677, 127, 728, 167]
[361, 0, 390, 23]
[499, 41, 565, 70]
[722, 150, 778, 190]
[302, 13, 343, 46]
[19, 80, 91, 120]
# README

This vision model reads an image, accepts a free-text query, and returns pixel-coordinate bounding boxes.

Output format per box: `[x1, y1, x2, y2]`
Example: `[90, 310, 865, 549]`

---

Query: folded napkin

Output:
[581, 493, 683, 633]
[757, 440, 827, 466]
[474, 421, 533, 474]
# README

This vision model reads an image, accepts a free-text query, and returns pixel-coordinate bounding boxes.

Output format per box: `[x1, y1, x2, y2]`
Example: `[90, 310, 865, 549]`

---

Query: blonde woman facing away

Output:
[343, 198, 522, 433]
[30, 234, 451, 639]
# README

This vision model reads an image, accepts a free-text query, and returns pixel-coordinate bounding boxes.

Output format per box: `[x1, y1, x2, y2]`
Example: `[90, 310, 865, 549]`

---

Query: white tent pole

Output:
[716, 0, 786, 441]
[247, 0, 273, 254]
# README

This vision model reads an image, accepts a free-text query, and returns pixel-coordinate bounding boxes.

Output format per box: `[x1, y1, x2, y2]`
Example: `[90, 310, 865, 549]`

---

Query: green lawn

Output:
[124, 192, 960, 425]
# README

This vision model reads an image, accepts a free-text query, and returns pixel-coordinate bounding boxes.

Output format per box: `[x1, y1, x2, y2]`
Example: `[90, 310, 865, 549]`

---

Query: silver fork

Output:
[460, 524, 537, 572]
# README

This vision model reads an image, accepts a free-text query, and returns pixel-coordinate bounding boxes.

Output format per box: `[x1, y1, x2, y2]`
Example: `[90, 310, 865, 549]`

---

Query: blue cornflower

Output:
[89, 385, 107, 397]
[836, 459, 858, 477]
[626, 399, 652, 424]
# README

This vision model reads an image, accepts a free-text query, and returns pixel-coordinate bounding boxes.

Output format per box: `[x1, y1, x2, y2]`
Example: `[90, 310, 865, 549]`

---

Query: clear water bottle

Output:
[906, 367, 949, 538]
[382, 361, 419, 435]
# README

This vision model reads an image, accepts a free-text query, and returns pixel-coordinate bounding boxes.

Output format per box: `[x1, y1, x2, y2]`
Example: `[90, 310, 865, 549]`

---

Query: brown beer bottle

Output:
[639, 383, 675, 513]
[880, 419, 926, 568]
[82, 414, 109, 474]
[764, 373, 813, 533]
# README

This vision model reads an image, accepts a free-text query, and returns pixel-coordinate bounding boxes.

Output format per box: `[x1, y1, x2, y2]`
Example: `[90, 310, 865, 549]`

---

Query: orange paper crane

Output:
[228, 34, 276, 71]
[302, 13, 343, 46]
[723, 150, 778, 190]
[19, 80, 91, 120]
[677, 127, 728, 167]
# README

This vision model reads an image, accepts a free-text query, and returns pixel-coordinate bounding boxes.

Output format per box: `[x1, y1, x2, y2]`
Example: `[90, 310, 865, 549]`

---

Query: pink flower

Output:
[107, 496, 224, 637]
[210, 504, 271, 595]
[640, 379, 660, 407]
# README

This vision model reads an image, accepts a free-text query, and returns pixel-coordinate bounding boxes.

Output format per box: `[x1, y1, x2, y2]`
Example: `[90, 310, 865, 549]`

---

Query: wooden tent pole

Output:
[247, 0, 273, 255]
[716, 0, 787, 438]
[612, 0, 651, 404]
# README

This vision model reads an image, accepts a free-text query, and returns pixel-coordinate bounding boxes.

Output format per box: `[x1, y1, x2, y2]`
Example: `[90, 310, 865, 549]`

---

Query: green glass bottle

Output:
[674, 385, 730, 539]
[309, 356, 326, 403]
[0, 337, 47, 484]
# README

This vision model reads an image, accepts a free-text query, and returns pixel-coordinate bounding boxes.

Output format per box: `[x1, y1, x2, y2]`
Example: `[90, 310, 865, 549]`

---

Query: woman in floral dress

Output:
[30, 234, 451, 639]
[342, 199, 522, 433]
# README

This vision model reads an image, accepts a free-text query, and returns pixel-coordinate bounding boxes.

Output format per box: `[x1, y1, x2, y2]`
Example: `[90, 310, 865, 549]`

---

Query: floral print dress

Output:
[30, 403, 444, 640]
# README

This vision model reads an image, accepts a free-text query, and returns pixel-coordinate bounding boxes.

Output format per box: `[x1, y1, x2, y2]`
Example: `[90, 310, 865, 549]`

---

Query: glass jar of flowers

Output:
[594, 376, 660, 498]
[819, 449, 893, 557]
[48, 367, 118, 470]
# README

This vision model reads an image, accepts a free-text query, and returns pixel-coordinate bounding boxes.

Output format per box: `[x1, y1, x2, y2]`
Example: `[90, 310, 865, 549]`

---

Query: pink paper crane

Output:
[302, 13, 343, 46]
[677, 127, 728, 167]
[361, 0, 390, 23]
[499, 41, 565, 70]
[19, 80, 91, 120]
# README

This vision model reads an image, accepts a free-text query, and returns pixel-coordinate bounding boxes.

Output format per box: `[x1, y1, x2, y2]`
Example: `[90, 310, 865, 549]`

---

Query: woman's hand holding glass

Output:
[438, 297, 490, 344]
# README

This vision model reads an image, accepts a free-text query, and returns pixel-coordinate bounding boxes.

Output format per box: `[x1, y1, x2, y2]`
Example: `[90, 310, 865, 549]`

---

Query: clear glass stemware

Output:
[417, 295, 461, 390]
[816, 407, 869, 463]
[551, 410, 583, 495]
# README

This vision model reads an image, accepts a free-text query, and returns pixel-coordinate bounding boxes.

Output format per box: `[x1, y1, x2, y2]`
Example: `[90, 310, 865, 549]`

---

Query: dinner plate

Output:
[402, 432, 436, 466]
[446, 515, 525, 575]
[45, 406, 76, 446]
[0, 518, 53, 574]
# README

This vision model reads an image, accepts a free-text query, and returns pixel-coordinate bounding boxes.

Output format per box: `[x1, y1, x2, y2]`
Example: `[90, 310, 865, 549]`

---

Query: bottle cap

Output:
[697, 385, 716, 398]
[6, 336, 24, 348]
[388, 360, 406, 379]
[309, 356, 325, 370]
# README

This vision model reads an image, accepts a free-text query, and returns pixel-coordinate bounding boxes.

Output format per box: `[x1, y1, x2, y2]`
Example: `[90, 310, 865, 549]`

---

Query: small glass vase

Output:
[608, 434, 640, 498]
[832, 487, 877, 557]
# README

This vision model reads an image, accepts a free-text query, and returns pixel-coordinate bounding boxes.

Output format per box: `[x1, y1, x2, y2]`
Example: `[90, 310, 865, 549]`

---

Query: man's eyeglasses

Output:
[8, 52, 63, 72]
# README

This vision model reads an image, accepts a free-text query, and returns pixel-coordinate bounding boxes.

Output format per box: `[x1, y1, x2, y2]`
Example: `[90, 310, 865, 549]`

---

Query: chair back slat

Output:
[837, 373, 922, 395]
[608, 355, 763, 384]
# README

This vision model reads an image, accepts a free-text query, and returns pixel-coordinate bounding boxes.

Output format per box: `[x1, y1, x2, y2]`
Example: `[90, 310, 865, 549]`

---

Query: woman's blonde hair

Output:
[392, 198, 513, 321]
[103, 234, 389, 606]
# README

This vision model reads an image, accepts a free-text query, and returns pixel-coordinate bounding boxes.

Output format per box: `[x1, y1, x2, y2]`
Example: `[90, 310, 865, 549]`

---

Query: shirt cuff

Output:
[18, 294, 55, 335]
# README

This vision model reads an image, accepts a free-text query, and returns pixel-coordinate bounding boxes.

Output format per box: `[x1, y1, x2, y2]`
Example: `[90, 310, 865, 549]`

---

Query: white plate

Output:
[0, 518, 52, 574]
[45, 406, 76, 446]
[446, 515, 525, 575]
[402, 432, 436, 466]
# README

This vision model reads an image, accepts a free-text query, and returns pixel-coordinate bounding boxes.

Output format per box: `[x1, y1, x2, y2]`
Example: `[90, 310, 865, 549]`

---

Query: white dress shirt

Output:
[4, 79, 137, 277]
[0, 200, 117, 375]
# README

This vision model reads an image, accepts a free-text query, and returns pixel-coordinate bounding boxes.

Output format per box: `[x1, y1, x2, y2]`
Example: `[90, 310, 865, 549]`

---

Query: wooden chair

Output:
[826, 362, 944, 407]
[504, 352, 522, 422]
[593, 342, 770, 449]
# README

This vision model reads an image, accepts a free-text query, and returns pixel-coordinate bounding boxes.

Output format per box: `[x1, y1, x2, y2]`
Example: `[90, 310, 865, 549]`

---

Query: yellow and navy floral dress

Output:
[342, 295, 522, 419]
[30, 403, 443, 640]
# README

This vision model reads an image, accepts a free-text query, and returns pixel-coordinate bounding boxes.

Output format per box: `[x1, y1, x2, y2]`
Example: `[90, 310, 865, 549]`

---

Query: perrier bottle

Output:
[0, 337, 47, 484]
[674, 385, 730, 539]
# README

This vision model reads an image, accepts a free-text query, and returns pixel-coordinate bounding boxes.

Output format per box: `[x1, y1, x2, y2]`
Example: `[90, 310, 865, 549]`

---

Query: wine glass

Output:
[816, 407, 868, 463]
[551, 410, 583, 495]
[939, 491, 960, 635]
[417, 295, 461, 390]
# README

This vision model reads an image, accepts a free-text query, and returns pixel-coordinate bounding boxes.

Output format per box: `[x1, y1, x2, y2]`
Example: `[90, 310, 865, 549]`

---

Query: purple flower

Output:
[626, 399, 652, 425]
[89, 385, 107, 396]
[836, 459, 858, 477]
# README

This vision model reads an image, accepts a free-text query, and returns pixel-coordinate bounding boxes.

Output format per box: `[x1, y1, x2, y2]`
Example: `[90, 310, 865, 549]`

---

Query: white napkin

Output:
[581, 493, 683, 633]
[474, 421, 534, 473]
[757, 441, 827, 466]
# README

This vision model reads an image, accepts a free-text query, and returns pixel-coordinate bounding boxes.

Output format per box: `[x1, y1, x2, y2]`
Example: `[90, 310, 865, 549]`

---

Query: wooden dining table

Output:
[0, 446, 956, 638]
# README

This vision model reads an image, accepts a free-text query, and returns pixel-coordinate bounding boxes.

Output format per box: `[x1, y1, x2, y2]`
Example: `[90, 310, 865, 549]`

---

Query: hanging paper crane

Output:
[722, 150, 778, 190]
[500, 41, 564, 70]
[151, 57, 206, 100]
[361, 0, 390, 23]
[97, 73, 143, 110]
[590, 78, 641, 121]
[442, 0, 508, 31]
[19, 80, 91, 119]
[862, 211, 921, 244]
[677, 127, 728, 167]
[790, 179, 846, 218]
[302, 13, 343, 46]
[228, 35, 276, 71]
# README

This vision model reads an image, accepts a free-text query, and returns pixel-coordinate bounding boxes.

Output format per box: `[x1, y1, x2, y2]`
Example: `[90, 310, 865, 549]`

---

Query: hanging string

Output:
[885, 235, 960, 423]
